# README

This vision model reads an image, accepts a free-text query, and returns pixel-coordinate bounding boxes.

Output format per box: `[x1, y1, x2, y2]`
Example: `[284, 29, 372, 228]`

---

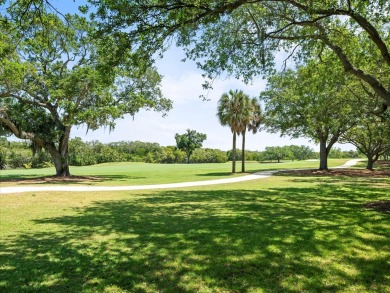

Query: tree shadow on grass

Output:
[0, 174, 44, 181]
[0, 174, 146, 185]
[0, 183, 389, 292]
[196, 172, 235, 177]
[278, 173, 390, 191]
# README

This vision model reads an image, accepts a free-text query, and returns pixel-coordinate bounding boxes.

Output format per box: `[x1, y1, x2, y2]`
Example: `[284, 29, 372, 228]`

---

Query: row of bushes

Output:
[0, 147, 52, 169]
[68, 138, 229, 165]
[0, 137, 361, 169]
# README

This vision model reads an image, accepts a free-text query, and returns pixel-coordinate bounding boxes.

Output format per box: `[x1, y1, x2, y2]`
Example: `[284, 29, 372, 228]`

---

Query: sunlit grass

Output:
[0, 173, 389, 292]
[0, 159, 349, 186]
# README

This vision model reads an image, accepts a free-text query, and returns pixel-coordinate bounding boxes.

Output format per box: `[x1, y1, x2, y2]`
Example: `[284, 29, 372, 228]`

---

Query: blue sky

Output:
[72, 46, 354, 151]
[40, 1, 354, 151]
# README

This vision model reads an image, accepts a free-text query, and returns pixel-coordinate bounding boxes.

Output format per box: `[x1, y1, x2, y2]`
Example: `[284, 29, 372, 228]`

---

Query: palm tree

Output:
[240, 97, 263, 172]
[217, 90, 248, 173]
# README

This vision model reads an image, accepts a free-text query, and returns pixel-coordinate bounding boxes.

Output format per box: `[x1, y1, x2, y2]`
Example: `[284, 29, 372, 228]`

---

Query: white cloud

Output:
[161, 72, 205, 104]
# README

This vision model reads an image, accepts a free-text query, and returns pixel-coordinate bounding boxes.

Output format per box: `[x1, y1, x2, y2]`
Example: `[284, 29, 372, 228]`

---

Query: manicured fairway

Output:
[0, 159, 349, 187]
[0, 171, 389, 292]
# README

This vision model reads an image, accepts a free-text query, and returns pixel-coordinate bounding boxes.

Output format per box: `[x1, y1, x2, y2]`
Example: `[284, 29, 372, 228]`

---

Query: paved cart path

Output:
[0, 159, 363, 194]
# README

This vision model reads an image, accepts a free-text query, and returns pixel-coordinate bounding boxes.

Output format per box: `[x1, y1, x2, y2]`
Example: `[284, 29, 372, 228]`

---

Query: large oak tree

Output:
[260, 56, 361, 170]
[341, 113, 390, 170]
[0, 6, 171, 176]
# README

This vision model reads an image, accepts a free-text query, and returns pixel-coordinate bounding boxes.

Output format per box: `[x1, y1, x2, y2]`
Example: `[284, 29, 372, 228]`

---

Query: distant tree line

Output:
[1, 137, 366, 170]
[0, 138, 52, 169]
[228, 146, 360, 163]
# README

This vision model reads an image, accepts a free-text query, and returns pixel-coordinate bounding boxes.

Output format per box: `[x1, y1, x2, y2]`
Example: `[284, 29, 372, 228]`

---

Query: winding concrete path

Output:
[0, 159, 363, 194]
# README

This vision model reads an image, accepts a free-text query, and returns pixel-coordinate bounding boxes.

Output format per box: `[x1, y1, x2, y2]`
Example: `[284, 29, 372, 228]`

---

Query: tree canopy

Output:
[260, 55, 361, 170]
[0, 4, 172, 175]
[175, 129, 207, 163]
[341, 113, 390, 170]
[86, 0, 390, 111]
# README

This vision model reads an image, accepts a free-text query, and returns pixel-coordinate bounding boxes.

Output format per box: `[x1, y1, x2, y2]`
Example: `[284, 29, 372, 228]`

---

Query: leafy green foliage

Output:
[328, 147, 360, 159]
[88, 0, 390, 108]
[261, 146, 293, 163]
[108, 140, 161, 162]
[68, 137, 227, 165]
[0, 4, 172, 176]
[260, 55, 361, 169]
[190, 148, 227, 163]
[175, 129, 207, 163]
[0, 138, 52, 169]
[4, 136, 360, 170]
[145, 146, 186, 164]
[341, 113, 390, 169]
[288, 145, 317, 161]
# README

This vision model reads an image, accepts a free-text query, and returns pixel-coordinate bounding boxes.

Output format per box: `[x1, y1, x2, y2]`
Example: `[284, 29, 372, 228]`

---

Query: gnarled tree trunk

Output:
[0, 113, 72, 176]
[51, 148, 70, 176]
[366, 156, 375, 170]
[46, 126, 71, 176]
[366, 153, 380, 170]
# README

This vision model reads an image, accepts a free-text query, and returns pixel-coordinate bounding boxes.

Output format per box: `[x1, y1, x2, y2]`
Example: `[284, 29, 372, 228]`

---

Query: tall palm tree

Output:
[217, 90, 248, 173]
[240, 97, 263, 172]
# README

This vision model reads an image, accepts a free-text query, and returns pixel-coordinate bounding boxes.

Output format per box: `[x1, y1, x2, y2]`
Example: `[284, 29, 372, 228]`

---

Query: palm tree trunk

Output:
[241, 130, 246, 172]
[232, 131, 236, 173]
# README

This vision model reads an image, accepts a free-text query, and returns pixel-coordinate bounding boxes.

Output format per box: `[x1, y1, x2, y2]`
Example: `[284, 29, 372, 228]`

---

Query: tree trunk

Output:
[366, 152, 380, 170]
[319, 139, 328, 170]
[186, 151, 190, 164]
[241, 130, 246, 173]
[47, 125, 71, 176]
[51, 149, 70, 176]
[366, 156, 375, 170]
[232, 131, 236, 173]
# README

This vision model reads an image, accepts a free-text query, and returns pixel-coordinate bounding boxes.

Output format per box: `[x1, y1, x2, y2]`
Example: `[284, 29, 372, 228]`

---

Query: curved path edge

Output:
[0, 159, 363, 194]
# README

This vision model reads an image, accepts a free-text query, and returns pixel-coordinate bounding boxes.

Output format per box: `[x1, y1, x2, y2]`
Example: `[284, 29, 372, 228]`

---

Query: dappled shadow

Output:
[276, 168, 390, 178]
[375, 160, 390, 170]
[0, 174, 146, 185]
[0, 174, 47, 181]
[363, 201, 390, 213]
[0, 183, 389, 292]
[196, 172, 235, 177]
[279, 172, 390, 191]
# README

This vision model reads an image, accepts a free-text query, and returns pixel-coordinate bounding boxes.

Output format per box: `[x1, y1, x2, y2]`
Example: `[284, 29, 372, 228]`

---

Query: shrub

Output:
[31, 151, 53, 168]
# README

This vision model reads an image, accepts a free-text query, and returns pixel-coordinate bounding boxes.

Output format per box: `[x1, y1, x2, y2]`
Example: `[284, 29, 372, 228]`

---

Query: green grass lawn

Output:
[0, 170, 389, 292]
[0, 159, 350, 186]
